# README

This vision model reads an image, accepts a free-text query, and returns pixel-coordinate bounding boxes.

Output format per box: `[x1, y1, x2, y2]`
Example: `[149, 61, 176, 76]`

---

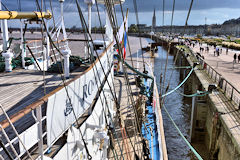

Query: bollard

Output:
[62, 49, 71, 79]
[2, 51, 13, 72]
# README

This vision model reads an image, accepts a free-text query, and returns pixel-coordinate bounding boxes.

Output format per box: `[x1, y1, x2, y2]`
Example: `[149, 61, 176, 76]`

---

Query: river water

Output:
[153, 46, 195, 160]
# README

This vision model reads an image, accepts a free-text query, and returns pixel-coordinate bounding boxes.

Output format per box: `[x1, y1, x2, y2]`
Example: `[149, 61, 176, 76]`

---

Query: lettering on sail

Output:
[47, 50, 111, 146]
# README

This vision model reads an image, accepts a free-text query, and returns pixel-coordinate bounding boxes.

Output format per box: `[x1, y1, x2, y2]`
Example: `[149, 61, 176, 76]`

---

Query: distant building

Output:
[152, 8, 156, 31]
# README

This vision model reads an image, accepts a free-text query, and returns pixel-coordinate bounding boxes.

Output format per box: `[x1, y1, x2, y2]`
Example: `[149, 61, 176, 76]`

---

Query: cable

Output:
[170, 0, 175, 33]
[17, 0, 22, 11]
[185, 0, 194, 26]
[74, 1, 129, 158]
[104, 1, 148, 158]
[0, 1, 10, 11]
[35, 1, 93, 159]
[0, 137, 14, 160]
[132, 0, 146, 71]
[161, 67, 194, 98]
[107, 0, 146, 138]
[162, 104, 203, 160]
[176, 90, 209, 98]
[0, 105, 33, 160]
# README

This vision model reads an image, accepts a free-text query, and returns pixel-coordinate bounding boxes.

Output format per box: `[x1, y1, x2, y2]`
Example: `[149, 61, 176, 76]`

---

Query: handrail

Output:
[147, 63, 168, 160]
[185, 45, 240, 107]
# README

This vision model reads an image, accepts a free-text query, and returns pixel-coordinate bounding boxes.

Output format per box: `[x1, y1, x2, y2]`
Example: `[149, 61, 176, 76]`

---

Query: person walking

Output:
[234, 53, 237, 63]
[238, 54, 240, 63]
[226, 48, 228, 55]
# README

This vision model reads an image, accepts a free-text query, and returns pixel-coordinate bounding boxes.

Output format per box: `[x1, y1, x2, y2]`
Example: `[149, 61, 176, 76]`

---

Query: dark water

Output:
[153, 46, 194, 160]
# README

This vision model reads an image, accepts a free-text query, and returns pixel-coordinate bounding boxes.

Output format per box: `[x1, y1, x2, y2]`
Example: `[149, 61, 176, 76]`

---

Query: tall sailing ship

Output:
[0, 0, 167, 159]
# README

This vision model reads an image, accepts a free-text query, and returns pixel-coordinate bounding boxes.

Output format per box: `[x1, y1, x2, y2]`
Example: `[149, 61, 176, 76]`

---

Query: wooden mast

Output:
[0, 10, 52, 19]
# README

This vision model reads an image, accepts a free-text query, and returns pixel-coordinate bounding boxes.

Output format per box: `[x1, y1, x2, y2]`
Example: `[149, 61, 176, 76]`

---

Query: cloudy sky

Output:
[2, 0, 240, 28]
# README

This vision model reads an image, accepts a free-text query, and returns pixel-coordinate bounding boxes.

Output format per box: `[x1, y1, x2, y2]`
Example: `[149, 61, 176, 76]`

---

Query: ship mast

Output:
[59, 0, 71, 79]
[84, 0, 95, 34]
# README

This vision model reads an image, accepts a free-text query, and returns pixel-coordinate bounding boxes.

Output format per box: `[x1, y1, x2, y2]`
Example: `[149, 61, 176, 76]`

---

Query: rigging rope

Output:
[170, 0, 175, 33]
[161, 67, 194, 98]
[132, 0, 146, 71]
[108, 0, 148, 138]
[185, 0, 194, 26]
[162, 104, 203, 160]
[36, 1, 93, 158]
[74, 1, 129, 158]
[176, 90, 209, 98]
[104, 1, 151, 158]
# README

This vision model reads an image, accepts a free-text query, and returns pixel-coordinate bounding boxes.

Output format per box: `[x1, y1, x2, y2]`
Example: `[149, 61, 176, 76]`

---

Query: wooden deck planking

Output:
[0, 34, 92, 119]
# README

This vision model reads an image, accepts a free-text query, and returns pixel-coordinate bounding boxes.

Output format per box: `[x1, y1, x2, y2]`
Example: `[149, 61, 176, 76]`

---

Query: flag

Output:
[123, 31, 127, 59]
[117, 9, 128, 60]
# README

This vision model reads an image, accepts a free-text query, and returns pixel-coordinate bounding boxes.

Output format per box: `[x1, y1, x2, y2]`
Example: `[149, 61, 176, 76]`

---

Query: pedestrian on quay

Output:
[216, 48, 219, 56]
[226, 48, 228, 55]
[234, 53, 237, 63]
[238, 54, 240, 63]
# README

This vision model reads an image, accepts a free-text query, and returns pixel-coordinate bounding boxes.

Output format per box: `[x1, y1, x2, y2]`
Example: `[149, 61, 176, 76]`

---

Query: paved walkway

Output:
[189, 42, 240, 91]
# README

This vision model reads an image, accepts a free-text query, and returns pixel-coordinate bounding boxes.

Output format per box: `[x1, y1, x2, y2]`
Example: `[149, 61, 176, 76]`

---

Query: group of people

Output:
[214, 47, 222, 56]
[199, 46, 210, 53]
[233, 53, 240, 63]
[184, 38, 240, 65]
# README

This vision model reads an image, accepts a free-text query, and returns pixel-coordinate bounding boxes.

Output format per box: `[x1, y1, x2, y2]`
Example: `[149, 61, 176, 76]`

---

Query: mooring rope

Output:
[162, 67, 194, 98]
[162, 104, 203, 160]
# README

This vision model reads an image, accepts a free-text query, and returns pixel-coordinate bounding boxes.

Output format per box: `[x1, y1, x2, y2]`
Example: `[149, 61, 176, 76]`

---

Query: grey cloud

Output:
[2, 0, 240, 13]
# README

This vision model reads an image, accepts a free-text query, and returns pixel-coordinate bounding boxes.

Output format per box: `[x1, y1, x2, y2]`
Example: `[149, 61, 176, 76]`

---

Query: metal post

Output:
[62, 49, 71, 78]
[230, 88, 234, 100]
[36, 106, 44, 160]
[0, 1, 8, 52]
[20, 20, 26, 68]
[190, 96, 196, 141]
[60, 0, 68, 48]
[137, 50, 139, 70]
[45, 34, 50, 68]
[0, 0, 13, 72]
[224, 82, 227, 94]
[88, 4, 92, 34]
[59, 0, 71, 78]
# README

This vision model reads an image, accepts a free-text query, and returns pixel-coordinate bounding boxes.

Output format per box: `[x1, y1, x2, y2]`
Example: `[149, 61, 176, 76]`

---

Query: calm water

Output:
[153, 46, 194, 160]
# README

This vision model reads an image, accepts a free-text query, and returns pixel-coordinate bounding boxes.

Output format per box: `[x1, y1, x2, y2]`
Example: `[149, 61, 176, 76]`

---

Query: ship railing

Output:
[0, 41, 114, 159]
[0, 104, 48, 160]
[26, 39, 68, 69]
[186, 45, 240, 108]
[147, 63, 168, 160]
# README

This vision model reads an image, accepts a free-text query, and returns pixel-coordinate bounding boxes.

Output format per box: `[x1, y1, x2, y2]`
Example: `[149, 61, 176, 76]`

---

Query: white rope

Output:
[0, 125, 20, 160]
[0, 105, 34, 160]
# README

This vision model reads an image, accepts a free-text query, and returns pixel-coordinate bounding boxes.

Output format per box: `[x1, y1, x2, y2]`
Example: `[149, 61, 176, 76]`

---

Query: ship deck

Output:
[108, 36, 163, 159]
[0, 66, 89, 120]
[0, 33, 106, 119]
